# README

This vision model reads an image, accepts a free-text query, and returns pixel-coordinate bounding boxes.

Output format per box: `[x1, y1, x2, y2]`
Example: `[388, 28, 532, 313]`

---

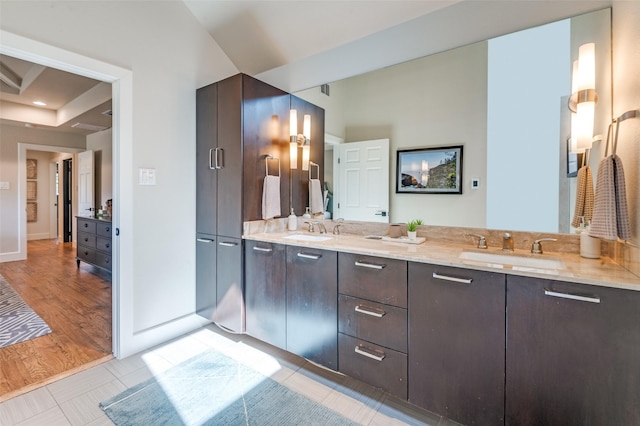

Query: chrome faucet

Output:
[531, 238, 557, 254]
[313, 221, 327, 234]
[502, 232, 514, 251]
[466, 233, 488, 249]
[304, 221, 315, 232]
[332, 218, 344, 235]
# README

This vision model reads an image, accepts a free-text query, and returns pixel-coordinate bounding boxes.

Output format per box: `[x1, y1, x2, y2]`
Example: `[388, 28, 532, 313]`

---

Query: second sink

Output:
[459, 250, 565, 270]
[284, 234, 333, 242]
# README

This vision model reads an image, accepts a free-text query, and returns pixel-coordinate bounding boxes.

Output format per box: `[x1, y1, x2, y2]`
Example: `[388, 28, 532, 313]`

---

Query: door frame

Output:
[2, 30, 133, 358]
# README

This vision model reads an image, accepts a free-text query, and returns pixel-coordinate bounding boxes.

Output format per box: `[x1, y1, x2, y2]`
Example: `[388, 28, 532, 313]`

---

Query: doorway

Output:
[62, 158, 73, 242]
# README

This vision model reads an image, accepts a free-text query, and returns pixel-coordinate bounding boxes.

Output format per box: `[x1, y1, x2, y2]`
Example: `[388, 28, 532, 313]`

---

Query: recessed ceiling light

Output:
[32, 101, 47, 106]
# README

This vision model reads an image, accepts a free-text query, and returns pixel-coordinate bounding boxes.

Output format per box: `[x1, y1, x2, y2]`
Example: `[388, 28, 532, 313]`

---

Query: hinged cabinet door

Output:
[196, 84, 218, 236]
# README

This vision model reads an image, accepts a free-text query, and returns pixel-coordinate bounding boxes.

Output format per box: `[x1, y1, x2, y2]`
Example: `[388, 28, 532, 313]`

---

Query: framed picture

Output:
[396, 145, 463, 194]
[27, 202, 37, 222]
[27, 181, 37, 200]
[26, 159, 38, 179]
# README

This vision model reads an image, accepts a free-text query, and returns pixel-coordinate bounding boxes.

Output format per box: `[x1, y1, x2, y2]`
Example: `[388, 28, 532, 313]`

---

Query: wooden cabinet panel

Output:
[338, 333, 407, 399]
[409, 263, 505, 426]
[195, 234, 216, 321]
[196, 83, 218, 236]
[338, 252, 407, 308]
[506, 275, 640, 425]
[215, 237, 244, 332]
[78, 232, 96, 248]
[245, 241, 287, 349]
[338, 294, 407, 353]
[286, 246, 338, 370]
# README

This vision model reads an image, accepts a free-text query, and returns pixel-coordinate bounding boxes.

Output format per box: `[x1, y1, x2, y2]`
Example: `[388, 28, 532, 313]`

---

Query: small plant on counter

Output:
[407, 219, 423, 232]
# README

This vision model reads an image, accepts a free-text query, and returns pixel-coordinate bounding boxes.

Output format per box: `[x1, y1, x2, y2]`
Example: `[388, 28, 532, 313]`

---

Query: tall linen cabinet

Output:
[196, 73, 290, 332]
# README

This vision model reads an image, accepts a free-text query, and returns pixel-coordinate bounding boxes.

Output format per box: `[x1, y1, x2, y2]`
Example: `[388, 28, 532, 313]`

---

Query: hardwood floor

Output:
[0, 239, 112, 402]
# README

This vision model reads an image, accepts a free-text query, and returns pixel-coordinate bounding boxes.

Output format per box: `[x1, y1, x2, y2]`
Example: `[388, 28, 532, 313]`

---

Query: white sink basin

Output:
[283, 234, 333, 242]
[459, 250, 565, 270]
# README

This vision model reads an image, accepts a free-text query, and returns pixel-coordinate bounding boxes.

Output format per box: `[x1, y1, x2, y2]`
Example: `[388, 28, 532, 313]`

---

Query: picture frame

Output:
[26, 158, 38, 179]
[27, 202, 37, 222]
[27, 181, 37, 200]
[396, 145, 463, 194]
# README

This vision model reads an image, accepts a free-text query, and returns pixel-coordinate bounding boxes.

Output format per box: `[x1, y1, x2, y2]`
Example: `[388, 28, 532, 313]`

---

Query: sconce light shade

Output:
[303, 114, 311, 140]
[290, 141, 298, 169]
[301, 144, 310, 171]
[569, 43, 597, 152]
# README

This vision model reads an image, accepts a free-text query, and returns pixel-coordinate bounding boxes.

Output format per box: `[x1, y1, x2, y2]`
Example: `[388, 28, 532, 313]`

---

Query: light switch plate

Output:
[139, 168, 156, 185]
[0, 181, 9, 190]
[471, 178, 480, 189]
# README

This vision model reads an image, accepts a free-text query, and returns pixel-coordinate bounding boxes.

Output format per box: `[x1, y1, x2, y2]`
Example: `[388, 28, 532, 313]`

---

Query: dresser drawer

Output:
[338, 252, 407, 308]
[339, 294, 407, 352]
[339, 333, 407, 399]
[96, 222, 113, 237]
[78, 232, 96, 248]
[96, 237, 112, 253]
[78, 219, 96, 234]
[94, 253, 112, 271]
[77, 247, 96, 263]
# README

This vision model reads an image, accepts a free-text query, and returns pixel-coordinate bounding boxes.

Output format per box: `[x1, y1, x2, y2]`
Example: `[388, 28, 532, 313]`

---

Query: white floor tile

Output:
[46, 366, 117, 404]
[58, 380, 125, 426]
[14, 406, 71, 426]
[0, 387, 57, 425]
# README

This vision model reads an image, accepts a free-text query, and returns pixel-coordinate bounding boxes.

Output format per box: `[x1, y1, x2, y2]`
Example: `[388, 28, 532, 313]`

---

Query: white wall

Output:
[1, 0, 238, 357]
[87, 128, 113, 210]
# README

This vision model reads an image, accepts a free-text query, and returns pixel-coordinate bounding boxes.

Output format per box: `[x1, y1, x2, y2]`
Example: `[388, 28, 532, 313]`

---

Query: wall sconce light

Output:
[569, 43, 598, 153]
[289, 109, 311, 170]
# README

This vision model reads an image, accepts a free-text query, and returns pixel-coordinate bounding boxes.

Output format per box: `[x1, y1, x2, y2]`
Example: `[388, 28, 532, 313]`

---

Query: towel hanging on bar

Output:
[589, 155, 631, 241]
[262, 155, 281, 219]
[571, 165, 594, 229]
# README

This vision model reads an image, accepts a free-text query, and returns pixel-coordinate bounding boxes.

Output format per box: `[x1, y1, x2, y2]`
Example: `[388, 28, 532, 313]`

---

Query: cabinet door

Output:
[214, 237, 244, 332]
[286, 246, 338, 370]
[216, 75, 243, 238]
[245, 241, 287, 349]
[196, 83, 218, 236]
[506, 275, 640, 426]
[195, 234, 216, 321]
[409, 263, 505, 426]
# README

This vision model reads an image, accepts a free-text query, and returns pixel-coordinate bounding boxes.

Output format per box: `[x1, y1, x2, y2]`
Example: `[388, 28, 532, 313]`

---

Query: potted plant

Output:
[407, 219, 423, 240]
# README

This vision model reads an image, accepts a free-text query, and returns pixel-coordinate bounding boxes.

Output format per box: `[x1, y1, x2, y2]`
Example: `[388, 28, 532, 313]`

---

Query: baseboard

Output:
[0, 251, 26, 263]
[27, 233, 51, 241]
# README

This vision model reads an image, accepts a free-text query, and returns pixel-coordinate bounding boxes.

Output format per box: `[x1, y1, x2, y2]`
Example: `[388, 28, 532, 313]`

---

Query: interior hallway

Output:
[0, 239, 112, 402]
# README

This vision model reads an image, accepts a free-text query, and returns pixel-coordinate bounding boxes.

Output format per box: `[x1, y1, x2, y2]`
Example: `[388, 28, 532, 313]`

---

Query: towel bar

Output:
[308, 161, 319, 180]
[265, 155, 280, 177]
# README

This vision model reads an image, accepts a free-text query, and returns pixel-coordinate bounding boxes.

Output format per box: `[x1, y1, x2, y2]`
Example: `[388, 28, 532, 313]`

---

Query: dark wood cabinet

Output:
[245, 241, 287, 349]
[506, 275, 640, 425]
[286, 246, 338, 370]
[408, 263, 505, 426]
[76, 217, 112, 272]
[195, 234, 216, 321]
[214, 237, 244, 332]
[195, 83, 218, 236]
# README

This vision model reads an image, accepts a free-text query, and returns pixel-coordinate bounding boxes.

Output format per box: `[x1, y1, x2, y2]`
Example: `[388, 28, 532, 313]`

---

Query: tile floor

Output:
[0, 325, 463, 426]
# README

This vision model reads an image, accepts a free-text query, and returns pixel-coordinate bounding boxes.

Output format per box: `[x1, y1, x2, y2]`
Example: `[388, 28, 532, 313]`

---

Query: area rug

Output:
[0, 274, 52, 349]
[100, 350, 359, 426]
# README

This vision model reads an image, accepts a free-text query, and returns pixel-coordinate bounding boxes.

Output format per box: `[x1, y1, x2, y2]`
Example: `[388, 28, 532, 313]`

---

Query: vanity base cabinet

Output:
[408, 263, 505, 426]
[196, 234, 217, 321]
[245, 241, 286, 350]
[286, 246, 338, 371]
[506, 275, 640, 426]
[214, 237, 244, 333]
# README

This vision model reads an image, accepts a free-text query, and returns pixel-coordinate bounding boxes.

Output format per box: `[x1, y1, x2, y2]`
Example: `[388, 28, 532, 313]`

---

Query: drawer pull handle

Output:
[354, 260, 386, 270]
[355, 305, 385, 318]
[354, 345, 386, 362]
[197, 238, 214, 243]
[432, 272, 472, 284]
[219, 241, 238, 247]
[253, 246, 273, 253]
[297, 252, 321, 260]
[544, 289, 600, 304]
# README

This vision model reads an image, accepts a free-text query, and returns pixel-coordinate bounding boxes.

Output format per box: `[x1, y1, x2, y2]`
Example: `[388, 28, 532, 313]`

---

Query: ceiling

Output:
[0, 0, 610, 135]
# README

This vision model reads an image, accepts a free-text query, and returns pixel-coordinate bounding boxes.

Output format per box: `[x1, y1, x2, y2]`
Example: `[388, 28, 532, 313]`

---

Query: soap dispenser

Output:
[580, 220, 601, 259]
[287, 208, 297, 231]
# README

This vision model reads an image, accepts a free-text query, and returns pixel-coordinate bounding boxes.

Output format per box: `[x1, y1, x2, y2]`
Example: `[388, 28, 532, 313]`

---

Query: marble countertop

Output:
[244, 231, 640, 292]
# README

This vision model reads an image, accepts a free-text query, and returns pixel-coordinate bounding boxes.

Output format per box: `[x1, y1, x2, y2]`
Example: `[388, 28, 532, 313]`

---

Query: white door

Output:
[336, 139, 389, 222]
[49, 163, 58, 238]
[77, 150, 94, 217]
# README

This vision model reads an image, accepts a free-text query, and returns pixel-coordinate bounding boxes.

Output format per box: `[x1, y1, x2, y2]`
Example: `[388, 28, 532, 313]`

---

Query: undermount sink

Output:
[459, 250, 565, 270]
[283, 234, 333, 242]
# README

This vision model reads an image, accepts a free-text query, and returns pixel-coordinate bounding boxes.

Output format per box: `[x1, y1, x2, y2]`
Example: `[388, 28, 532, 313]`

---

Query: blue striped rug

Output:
[0, 274, 52, 349]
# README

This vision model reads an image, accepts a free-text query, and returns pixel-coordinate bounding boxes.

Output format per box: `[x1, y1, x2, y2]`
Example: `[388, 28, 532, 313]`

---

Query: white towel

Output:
[262, 175, 281, 220]
[309, 178, 324, 214]
[589, 155, 631, 241]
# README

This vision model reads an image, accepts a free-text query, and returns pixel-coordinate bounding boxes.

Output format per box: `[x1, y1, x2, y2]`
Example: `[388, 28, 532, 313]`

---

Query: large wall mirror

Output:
[295, 8, 611, 235]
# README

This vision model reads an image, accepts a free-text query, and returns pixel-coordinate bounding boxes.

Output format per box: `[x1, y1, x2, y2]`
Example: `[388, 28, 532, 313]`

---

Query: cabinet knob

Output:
[105, 258, 110, 264]
[84, 251, 89, 255]
[84, 223, 88, 228]
[84, 238, 88, 242]
[105, 227, 110, 232]
[105, 243, 110, 249]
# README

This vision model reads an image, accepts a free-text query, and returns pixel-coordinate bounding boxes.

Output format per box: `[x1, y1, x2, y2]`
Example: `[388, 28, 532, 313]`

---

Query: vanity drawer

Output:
[78, 232, 96, 248]
[94, 253, 112, 271]
[77, 219, 96, 234]
[96, 222, 113, 237]
[96, 237, 112, 253]
[339, 333, 407, 399]
[338, 294, 407, 353]
[77, 247, 96, 263]
[338, 252, 407, 308]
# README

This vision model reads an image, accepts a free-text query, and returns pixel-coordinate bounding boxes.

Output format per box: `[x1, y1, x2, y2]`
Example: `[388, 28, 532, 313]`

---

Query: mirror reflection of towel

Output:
[571, 166, 594, 228]
[309, 179, 324, 214]
[589, 155, 631, 241]
[262, 175, 281, 220]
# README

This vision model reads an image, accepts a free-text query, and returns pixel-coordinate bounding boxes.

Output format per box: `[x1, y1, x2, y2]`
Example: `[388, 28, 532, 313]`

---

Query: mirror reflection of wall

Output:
[296, 8, 611, 234]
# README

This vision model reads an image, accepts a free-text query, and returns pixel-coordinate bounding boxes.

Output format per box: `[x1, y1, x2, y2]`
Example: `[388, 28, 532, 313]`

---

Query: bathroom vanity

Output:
[243, 227, 640, 426]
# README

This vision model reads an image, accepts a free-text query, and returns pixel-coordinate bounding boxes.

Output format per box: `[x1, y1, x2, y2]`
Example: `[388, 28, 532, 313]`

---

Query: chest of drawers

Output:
[76, 217, 113, 272]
